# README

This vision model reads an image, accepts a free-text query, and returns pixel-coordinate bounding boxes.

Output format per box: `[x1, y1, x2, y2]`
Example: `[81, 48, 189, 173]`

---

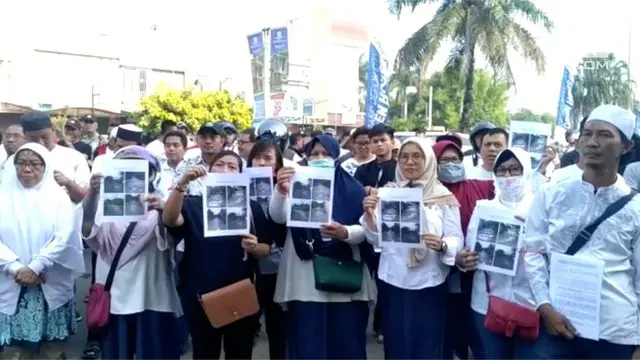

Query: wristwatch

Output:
[439, 242, 448, 253]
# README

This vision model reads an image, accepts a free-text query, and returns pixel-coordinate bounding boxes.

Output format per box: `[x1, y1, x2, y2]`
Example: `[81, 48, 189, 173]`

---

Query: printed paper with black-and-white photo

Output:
[203, 173, 251, 237]
[508, 121, 552, 170]
[377, 187, 423, 249]
[287, 166, 334, 229]
[244, 166, 273, 215]
[469, 203, 524, 276]
[97, 159, 149, 223]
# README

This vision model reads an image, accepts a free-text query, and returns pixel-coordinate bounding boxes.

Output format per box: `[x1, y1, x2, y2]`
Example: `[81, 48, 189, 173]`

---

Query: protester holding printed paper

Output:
[361, 137, 463, 359]
[246, 140, 288, 360]
[524, 105, 640, 359]
[458, 147, 543, 359]
[162, 150, 272, 360]
[268, 134, 376, 359]
[82, 146, 182, 359]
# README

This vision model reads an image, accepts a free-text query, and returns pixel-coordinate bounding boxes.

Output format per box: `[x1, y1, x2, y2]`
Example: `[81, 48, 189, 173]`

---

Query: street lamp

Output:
[219, 77, 231, 91]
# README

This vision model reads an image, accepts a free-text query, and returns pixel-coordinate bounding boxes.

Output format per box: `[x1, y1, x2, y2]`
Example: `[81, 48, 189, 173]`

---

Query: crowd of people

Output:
[0, 104, 639, 360]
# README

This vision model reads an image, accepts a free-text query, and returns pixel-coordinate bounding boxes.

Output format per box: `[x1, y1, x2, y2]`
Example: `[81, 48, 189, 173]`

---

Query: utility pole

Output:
[262, 27, 271, 119]
[219, 77, 231, 91]
[91, 85, 100, 118]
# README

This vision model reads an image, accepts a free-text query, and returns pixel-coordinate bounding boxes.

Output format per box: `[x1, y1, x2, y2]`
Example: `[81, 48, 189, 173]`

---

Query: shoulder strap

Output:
[565, 191, 637, 256]
[104, 222, 138, 292]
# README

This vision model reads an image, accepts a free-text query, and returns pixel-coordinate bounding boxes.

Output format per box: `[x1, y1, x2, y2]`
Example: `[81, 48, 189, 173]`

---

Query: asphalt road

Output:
[65, 250, 385, 359]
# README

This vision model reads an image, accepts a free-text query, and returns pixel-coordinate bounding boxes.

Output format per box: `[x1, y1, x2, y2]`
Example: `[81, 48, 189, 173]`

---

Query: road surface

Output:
[64, 250, 385, 359]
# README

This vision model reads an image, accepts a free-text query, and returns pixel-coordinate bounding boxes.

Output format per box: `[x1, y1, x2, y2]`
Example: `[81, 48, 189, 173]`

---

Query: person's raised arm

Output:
[81, 174, 101, 238]
[163, 166, 206, 228]
[268, 167, 295, 224]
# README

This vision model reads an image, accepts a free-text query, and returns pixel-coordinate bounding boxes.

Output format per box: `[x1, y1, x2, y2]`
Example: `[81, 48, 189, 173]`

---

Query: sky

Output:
[1, 0, 637, 115]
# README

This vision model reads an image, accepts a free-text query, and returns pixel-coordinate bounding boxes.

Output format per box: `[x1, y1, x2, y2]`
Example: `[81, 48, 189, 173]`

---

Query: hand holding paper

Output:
[539, 303, 577, 340]
[276, 166, 295, 195]
[320, 223, 348, 240]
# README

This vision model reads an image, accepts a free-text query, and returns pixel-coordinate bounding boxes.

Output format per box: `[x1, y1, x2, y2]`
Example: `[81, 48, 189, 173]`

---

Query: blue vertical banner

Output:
[270, 27, 289, 94]
[555, 66, 574, 129]
[364, 42, 390, 128]
[248, 32, 265, 123]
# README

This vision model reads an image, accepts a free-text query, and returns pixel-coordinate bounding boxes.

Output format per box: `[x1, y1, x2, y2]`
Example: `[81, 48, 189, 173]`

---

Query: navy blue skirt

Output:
[379, 281, 447, 359]
[101, 310, 182, 360]
[286, 301, 369, 359]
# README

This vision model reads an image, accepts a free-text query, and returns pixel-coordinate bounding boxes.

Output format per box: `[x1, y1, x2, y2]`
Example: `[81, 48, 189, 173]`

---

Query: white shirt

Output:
[549, 164, 582, 185]
[145, 139, 165, 158]
[341, 156, 375, 177]
[623, 162, 640, 191]
[466, 197, 536, 315]
[361, 203, 463, 290]
[524, 176, 640, 345]
[466, 165, 494, 181]
[91, 153, 114, 175]
[50, 145, 91, 188]
[158, 158, 182, 201]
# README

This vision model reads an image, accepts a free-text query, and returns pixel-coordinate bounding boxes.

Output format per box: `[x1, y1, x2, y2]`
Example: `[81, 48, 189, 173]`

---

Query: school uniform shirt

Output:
[524, 175, 640, 345]
[465, 197, 536, 315]
[361, 203, 463, 290]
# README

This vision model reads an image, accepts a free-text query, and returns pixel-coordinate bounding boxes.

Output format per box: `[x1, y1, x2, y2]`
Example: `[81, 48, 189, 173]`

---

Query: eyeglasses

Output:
[438, 156, 461, 165]
[237, 139, 251, 146]
[354, 141, 370, 148]
[398, 153, 425, 164]
[16, 161, 44, 170]
[495, 166, 523, 177]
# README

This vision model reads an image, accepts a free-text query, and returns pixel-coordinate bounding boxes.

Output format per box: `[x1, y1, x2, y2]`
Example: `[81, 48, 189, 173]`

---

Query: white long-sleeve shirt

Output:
[466, 197, 536, 315]
[524, 176, 640, 345]
[361, 203, 463, 290]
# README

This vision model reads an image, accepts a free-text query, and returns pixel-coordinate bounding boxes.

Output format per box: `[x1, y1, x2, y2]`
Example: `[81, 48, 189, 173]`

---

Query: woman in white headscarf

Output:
[0, 143, 85, 359]
[457, 148, 544, 359]
[361, 137, 463, 359]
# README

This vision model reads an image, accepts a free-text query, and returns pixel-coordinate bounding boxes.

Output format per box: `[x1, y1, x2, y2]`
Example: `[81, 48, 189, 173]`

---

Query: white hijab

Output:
[0, 143, 84, 274]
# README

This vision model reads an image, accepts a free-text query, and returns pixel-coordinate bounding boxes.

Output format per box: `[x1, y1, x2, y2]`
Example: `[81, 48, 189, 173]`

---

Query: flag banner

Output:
[555, 66, 574, 129]
[248, 32, 266, 123]
[270, 27, 289, 93]
[364, 42, 390, 128]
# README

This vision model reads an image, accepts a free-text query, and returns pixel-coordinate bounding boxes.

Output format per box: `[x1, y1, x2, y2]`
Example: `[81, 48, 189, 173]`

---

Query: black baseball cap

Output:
[80, 115, 95, 123]
[197, 122, 225, 135]
[65, 119, 81, 130]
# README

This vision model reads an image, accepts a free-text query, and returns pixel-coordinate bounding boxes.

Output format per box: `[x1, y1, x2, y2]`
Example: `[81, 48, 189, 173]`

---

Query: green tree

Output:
[390, 68, 509, 130]
[135, 84, 253, 136]
[509, 108, 555, 125]
[389, 0, 552, 131]
[572, 53, 634, 125]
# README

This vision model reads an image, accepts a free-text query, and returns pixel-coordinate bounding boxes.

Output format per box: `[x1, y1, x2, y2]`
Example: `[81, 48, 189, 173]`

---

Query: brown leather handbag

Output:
[199, 278, 260, 328]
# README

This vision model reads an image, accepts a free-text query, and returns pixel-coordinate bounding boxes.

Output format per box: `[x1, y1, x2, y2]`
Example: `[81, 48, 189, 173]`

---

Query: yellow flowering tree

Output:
[135, 84, 253, 136]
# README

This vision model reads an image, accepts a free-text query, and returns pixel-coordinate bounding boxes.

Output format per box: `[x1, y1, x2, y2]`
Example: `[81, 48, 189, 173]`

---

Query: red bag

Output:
[86, 283, 111, 329]
[85, 222, 137, 330]
[483, 272, 540, 340]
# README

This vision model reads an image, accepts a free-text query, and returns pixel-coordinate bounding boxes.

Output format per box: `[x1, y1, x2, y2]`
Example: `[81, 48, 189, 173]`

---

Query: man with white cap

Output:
[524, 104, 639, 359]
[91, 124, 143, 175]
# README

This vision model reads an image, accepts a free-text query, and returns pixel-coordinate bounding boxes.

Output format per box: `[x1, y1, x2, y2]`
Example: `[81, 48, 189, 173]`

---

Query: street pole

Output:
[262, 28, 271, 119]
[91, 85, 100, 118]
[428, 86, 433, 130]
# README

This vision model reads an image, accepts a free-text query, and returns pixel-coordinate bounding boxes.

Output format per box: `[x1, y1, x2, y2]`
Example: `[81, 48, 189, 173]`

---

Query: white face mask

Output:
[495, 176, 526, 203]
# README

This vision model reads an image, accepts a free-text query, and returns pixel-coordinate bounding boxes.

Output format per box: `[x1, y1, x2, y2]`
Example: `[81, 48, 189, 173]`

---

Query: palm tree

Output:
[572, 53, 634, 124]
[390, 0, 553, 131]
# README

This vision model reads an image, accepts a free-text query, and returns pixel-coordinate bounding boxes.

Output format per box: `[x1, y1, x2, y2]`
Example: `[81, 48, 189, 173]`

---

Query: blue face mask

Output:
[308, 158, 335, 168]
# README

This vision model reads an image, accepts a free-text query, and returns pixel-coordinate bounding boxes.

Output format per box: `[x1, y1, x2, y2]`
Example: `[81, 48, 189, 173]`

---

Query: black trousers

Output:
[182, 295, 257, 359]
[258, 273, 286, 360]
[86, 251, 103, 343]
